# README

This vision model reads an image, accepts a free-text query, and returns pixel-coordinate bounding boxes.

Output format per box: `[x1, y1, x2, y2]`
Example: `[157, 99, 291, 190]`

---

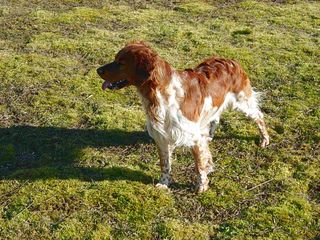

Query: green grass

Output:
[0, 0, 319, 239]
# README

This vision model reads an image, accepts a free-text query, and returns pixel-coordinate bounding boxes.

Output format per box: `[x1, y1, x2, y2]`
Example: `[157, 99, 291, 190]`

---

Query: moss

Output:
[155, 219, 212, 240]
[0, 0, 319, 239]
[174, 2, 215, 14]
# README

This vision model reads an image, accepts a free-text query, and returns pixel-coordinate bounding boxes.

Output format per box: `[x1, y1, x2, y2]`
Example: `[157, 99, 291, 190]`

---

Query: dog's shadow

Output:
[0, 126, 154, 184]
[0, 125, 260, 185]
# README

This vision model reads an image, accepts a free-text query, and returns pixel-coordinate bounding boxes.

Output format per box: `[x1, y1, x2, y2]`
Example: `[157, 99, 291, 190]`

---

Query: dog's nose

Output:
[97, 67, 104, 75]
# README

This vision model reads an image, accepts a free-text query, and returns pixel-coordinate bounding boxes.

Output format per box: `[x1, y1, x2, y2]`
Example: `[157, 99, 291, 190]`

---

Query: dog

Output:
[97, 41, 269, 192]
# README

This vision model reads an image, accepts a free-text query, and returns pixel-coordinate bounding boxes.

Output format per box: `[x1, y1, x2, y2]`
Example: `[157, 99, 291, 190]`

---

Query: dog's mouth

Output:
[102, 80, 129, 90]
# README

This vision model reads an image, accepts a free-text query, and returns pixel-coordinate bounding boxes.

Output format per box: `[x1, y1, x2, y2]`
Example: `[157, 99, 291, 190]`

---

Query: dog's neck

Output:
[137, 59, 174, 121]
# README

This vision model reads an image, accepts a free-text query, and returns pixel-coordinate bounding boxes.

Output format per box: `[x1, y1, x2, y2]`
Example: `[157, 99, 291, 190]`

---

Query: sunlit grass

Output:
[0, 0, 319, 239]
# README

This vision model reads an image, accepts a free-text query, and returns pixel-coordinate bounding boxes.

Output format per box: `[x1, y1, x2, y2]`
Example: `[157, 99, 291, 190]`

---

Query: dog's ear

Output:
[135, 51, 157, 83]
[136, 67, 151, 80]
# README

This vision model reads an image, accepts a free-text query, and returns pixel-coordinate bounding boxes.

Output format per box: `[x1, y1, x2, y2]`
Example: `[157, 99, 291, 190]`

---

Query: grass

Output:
[0, 0, 319, 239]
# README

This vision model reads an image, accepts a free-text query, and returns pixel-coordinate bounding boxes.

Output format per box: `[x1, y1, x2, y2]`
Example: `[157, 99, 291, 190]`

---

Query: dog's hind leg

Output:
[155, 143, 174, 189]
[234, 91, 270, 148]
[209, 119, 219, 138]
[192, 139, 213, 193]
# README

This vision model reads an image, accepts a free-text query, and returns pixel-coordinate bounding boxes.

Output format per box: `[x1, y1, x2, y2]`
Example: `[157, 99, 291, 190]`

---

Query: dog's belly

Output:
[146, 116, 200, 147]
[146, 96, 221, 147]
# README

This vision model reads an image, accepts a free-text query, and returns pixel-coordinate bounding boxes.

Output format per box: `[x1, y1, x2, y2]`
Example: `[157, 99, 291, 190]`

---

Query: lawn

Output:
[0, 0, 319, 239]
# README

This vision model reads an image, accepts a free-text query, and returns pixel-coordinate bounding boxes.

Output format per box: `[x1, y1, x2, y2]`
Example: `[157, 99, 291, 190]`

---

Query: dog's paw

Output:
[260, 136, 270, 148]
[197, 183, 209, 193]
[196, 178, 209, 193]
[156, 183, 169, 190]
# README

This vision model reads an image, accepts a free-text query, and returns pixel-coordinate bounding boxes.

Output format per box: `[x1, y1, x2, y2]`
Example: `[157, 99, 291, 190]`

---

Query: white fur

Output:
[143, 74, 227, 147]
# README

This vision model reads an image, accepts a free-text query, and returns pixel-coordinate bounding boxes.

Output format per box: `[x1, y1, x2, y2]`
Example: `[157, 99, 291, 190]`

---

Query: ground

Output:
[0, 0, 319, 239]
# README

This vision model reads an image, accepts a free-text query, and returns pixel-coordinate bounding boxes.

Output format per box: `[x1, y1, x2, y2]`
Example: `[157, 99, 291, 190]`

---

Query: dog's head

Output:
[97, 41, 158, 90]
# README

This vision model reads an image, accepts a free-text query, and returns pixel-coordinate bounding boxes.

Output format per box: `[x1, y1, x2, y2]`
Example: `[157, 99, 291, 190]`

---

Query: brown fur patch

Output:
[179, 57, 251, 122]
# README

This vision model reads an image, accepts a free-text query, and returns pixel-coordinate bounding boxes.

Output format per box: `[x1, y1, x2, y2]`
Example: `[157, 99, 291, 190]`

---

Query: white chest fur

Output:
[142, 74, 221, 147]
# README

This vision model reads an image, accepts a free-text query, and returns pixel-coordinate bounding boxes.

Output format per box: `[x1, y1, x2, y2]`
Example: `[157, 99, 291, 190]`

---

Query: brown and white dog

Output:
[97, 41, 269, 192]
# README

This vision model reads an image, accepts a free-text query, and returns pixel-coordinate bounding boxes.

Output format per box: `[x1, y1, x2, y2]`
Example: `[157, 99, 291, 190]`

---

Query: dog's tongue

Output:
[102, 81, 111, 90]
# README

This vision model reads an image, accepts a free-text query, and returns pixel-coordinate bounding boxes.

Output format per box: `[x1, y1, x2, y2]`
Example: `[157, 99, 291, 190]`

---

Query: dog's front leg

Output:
[192, 139, 213, 193]
[155, 142, 174, 189]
